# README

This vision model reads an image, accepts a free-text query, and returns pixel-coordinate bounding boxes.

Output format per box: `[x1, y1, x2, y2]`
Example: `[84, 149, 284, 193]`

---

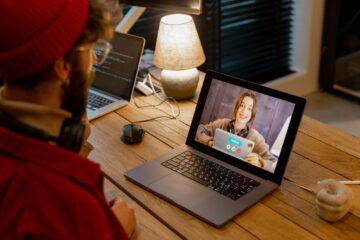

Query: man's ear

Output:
[53, 58, 71, 86]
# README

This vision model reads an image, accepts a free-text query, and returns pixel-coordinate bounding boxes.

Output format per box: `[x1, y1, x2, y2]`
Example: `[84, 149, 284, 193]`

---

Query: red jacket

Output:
[0, 127, 129, 240]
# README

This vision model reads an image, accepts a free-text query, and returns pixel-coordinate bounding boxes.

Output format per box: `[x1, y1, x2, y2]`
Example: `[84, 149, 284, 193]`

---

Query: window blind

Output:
[219, 0, 294, 83]
[127, 0, 295, 83]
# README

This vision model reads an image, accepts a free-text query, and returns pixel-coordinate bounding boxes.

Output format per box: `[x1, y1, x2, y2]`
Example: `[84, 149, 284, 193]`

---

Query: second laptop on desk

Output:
[125, 70, 306, 228]
[87, 32, 145, 121]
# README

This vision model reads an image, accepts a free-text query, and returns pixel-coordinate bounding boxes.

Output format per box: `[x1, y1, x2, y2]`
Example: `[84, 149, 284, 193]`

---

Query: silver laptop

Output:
[124, 70, 306, 228]
[87, 33, 145, 120]
[213, 128, 254, 161]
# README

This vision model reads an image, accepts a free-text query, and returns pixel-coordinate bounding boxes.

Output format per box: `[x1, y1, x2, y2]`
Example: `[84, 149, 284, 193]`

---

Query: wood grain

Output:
[293, 131, 360, 180]
[299, 116, 360, 159]
[133, 94, 195, 126]
[89, 112, 258, 240]
[87, 89, 360, 239]
[235, 203, 320, 240]
[104, 179, 181, 240]
[282, 152, 360, 233]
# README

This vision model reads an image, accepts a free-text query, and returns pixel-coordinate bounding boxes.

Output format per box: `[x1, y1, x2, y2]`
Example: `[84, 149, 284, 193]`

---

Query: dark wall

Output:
[199, 79, 295, 148]
[127, 0, 294, 83]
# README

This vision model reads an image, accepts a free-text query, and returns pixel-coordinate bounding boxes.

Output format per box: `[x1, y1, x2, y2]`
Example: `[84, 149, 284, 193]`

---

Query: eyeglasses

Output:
[75, 39, 112, 66]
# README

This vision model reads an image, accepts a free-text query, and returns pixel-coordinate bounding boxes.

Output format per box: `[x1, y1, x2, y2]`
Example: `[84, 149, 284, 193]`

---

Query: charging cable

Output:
[132, 73, 180, 123]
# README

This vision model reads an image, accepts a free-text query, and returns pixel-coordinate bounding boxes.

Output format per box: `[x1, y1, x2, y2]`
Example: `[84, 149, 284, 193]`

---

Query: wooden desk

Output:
[88, 84, 360, 239]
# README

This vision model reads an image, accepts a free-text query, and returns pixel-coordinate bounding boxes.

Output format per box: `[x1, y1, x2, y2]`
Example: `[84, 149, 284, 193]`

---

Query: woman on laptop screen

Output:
[195, 92, 277, 171]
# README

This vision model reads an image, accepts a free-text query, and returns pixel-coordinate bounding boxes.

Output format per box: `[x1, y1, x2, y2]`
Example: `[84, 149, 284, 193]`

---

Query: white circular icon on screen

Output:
[231, 146, 236, 152]
[226, 144, 231, 150]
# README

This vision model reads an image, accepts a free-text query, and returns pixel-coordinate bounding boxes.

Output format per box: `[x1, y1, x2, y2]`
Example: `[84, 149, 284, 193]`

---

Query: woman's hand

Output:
[244, 153, 263, 168]
[208, 140, 214, 147]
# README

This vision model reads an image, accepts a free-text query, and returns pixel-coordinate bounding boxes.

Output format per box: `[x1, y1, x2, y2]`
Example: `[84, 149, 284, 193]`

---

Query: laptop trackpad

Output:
[149, 173, 214, 208]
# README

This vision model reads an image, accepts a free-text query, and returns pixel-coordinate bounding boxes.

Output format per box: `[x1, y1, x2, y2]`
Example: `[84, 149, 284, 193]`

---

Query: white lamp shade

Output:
[154, 14, 205, 70]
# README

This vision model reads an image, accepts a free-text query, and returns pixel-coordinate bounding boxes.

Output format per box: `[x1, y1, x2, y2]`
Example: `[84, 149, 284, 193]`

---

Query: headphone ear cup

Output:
[239, 128, 249, 138]
[0, 111, 85, 153]
[58, 119, 86, 153]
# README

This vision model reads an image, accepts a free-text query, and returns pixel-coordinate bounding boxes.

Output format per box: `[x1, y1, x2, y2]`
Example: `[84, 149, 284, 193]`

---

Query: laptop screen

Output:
[188, 72, 305, 181]
[92, 33, 145, 101]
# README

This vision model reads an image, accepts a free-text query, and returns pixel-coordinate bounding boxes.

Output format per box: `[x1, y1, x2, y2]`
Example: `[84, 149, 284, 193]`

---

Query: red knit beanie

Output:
[0, 0, 89, 80]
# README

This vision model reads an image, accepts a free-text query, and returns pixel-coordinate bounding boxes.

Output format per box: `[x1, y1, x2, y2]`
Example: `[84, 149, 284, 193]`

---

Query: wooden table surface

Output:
[88, 76, 360, 240]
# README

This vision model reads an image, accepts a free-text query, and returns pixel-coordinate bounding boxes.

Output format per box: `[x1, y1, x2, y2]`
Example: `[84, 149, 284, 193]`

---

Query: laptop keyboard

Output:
[161, 151, 261, 200]
[87, 92, 114, 111]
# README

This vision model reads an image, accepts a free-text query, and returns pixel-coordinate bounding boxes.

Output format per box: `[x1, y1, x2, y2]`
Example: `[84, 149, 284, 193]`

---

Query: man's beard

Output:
[61, 65, 94, 119]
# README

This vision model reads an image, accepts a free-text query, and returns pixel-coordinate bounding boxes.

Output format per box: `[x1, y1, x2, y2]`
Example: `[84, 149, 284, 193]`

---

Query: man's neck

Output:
[3, 80, 63, 108]
[0, 87, 71, 137]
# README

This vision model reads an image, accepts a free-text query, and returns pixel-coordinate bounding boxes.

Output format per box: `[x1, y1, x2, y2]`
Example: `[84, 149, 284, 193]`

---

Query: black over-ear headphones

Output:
[237, 128, 249, 138]
[0, 111, 85, 153]
[227, 121, 249, 138]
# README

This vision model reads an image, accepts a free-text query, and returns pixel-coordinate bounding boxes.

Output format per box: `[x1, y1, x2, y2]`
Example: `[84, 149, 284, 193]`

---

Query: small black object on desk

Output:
[121, 123, 144, 144]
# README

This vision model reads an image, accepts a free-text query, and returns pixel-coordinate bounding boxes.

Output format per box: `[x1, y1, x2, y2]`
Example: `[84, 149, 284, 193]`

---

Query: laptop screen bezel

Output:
[186, 70, 306, 185]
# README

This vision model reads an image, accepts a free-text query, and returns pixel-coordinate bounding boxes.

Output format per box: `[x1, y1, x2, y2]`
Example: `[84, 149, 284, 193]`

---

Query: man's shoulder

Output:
[0, 148, 28, 191]
[0, 131, 109, 237]
[0, 126, 102, 190]
[0, 155, 119, 240]
[0, 149, 101, 209]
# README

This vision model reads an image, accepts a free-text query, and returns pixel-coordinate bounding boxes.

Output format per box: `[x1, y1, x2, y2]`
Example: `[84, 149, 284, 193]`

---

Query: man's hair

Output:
[7, 0, 122, 89]
[232, 92, 257, 127]
[77, 0, 123, 45]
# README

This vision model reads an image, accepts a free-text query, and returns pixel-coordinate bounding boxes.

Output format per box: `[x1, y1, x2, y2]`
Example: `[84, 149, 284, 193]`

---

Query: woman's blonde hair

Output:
[232, 92, 257, 127]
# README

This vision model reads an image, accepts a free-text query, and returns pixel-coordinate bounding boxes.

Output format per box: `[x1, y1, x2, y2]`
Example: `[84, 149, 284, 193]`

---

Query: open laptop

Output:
[213, 128, 254, 161]
[87, 33, 145, 120]
[124, 70, 306, 227]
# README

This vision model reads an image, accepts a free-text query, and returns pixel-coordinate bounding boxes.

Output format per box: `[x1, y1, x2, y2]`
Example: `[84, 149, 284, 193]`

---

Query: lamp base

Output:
[160, 68, 199, 100]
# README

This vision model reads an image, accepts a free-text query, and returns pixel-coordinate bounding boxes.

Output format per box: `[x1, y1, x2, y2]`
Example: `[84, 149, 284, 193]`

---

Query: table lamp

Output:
[154, 14, 205, 100]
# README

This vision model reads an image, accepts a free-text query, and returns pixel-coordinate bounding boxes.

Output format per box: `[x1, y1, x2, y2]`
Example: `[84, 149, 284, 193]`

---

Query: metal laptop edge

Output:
[124, 70, 305, 228]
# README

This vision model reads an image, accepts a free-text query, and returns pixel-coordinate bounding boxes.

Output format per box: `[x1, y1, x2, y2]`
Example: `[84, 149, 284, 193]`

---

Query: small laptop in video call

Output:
[87, 32, 145, 121]
[125, 70, 306, 228]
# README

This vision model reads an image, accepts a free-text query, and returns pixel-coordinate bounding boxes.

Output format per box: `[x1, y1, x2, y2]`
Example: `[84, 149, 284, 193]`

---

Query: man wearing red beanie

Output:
[0, 0, 136, 239]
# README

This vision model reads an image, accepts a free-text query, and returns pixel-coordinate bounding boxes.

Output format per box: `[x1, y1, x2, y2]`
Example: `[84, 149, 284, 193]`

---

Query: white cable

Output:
[147, 74, 176, 117]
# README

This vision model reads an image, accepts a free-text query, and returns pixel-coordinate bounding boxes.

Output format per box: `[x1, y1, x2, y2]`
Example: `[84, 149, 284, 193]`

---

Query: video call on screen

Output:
[195, 79, 295, 173]
[92, 34, 141, 101]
